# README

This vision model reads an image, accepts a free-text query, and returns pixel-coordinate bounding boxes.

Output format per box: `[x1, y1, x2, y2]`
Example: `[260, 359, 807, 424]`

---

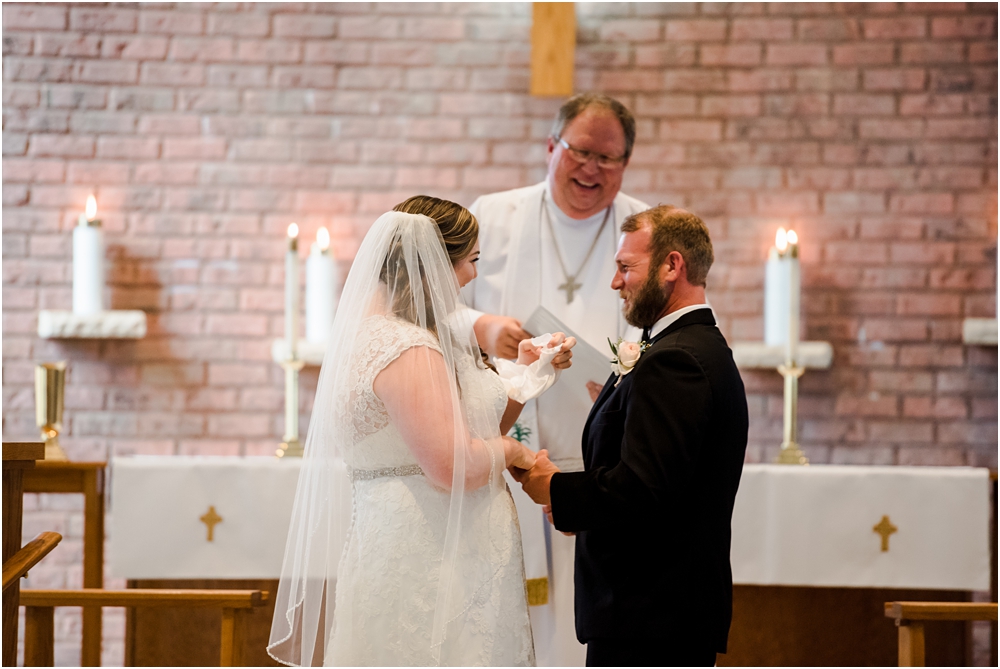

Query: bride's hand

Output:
[516, 332, 575, 368]
[551, 336, 575, 370]
[516, 337, 543, 366]
[502, 435, 536, 471]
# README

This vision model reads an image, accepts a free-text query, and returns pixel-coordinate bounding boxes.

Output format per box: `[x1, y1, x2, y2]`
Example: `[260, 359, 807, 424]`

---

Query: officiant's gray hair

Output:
[623, 205, 714, 287]
[550, 93, 636, 160]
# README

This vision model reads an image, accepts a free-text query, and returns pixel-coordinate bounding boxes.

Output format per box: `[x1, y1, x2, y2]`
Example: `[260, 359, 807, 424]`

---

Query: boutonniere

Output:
[608, 337, 650, 387]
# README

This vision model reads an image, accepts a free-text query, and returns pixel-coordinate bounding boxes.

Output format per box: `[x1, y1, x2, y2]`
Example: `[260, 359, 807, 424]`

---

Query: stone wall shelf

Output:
[271, 339, 326, 366]
[38, 310, 147, 339]
[732, 341, 833, 370]
[961, 318, 997, 346]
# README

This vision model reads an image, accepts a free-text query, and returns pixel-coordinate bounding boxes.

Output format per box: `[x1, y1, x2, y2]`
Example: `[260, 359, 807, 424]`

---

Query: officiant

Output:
[462, 93, 649, 666]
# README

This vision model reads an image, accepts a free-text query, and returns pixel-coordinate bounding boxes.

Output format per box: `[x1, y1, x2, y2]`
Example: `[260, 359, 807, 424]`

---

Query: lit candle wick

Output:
[85, 195, 97, 221]
[775, 227, 788, 253]
[317, 227, 330, 253]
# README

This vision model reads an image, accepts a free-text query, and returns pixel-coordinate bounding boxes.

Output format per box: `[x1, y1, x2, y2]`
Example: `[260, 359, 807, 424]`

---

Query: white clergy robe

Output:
[465, 181, 649, 666]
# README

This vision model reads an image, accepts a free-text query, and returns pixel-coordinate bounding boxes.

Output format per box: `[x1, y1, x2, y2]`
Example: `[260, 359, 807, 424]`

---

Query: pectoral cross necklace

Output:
[542, 193, 612, 304]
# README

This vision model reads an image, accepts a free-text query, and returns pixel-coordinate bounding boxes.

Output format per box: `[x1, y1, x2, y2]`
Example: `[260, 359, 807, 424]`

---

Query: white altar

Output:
[110, 457, 991, 591]
[111, 456, 304, 579]
[731, 464, 990, 591]
[110, 457, 991, 666]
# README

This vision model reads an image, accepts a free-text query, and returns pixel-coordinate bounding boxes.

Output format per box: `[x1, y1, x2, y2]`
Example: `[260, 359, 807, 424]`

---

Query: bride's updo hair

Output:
[392, 195, 479, 266]
[390, 195, 496, 373]
[379, 196, 478, 335]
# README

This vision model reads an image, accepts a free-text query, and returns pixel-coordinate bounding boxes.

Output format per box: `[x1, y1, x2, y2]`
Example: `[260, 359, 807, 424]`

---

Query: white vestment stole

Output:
[467, 182, 648, 666]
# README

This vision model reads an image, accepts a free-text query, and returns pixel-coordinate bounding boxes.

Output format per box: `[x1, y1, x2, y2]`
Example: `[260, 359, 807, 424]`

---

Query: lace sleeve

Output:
[349, 316, 443, 442]
[368, 317, 443, 377]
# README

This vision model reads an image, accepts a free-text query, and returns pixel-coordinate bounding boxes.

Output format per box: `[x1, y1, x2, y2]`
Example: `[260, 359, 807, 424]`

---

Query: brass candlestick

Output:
[775, 362, 808, 465]
[275, 357, 306, 458]
[35, 361, 69, 461]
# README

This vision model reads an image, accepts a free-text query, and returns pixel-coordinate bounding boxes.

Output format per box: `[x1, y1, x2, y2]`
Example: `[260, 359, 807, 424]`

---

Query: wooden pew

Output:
[3, 532, 62, 668]
[22, 461, 106, 666]
[3, 441, 46, 667]
[885, 601, 999, 666]
[21, 588, 268, 667]
[3, 533, 63, 592]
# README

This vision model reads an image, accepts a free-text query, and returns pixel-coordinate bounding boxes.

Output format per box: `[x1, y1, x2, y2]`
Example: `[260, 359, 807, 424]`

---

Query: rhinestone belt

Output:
[348, 464, 424, 482]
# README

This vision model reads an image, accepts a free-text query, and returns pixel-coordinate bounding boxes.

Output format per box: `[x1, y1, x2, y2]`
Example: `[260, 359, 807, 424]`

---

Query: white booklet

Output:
[523, 306, 612, 391]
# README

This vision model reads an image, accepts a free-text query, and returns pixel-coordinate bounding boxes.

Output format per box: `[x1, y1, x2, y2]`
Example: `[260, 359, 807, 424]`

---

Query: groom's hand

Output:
[511, 449, 559, 506]
[543, 505, 574, 537]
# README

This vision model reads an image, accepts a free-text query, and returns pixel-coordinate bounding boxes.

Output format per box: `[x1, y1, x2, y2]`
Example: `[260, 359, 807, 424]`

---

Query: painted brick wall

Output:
[2, 2, 997, 664]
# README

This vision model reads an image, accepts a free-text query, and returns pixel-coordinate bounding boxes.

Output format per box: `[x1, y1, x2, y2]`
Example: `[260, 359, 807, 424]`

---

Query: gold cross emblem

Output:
[873, 515, 897, 552]
[199, 505, 223, 542]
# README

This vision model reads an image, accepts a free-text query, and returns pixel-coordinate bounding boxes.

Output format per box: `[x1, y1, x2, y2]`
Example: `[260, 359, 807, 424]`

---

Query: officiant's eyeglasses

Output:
[555, 138, 627, 170]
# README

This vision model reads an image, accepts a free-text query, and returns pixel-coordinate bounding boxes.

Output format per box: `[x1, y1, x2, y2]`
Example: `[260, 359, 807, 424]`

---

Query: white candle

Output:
[764, 228, 788, 346]
[73, 195, 104, 314]
[285, 223, 300, 360]
[306, 227, 336, 344]
[786, 229, 801, 366]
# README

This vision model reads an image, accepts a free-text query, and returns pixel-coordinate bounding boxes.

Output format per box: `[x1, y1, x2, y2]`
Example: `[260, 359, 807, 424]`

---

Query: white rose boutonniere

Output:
[608, 337, 650, 387]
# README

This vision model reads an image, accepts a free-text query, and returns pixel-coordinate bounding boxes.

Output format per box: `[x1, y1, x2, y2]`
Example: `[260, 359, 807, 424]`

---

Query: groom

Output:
[513, 205, 748, 667]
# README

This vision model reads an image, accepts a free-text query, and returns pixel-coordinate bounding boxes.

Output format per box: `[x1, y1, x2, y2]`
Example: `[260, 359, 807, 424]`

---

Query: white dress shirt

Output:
[648, 303, 713, 340]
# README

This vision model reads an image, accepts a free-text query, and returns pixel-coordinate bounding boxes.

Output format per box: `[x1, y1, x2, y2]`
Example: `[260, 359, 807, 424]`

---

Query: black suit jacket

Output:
[549, 308, 748, 653]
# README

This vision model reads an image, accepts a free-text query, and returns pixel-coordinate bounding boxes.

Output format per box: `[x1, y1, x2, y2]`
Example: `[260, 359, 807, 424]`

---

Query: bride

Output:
[268, 196, 575, 666]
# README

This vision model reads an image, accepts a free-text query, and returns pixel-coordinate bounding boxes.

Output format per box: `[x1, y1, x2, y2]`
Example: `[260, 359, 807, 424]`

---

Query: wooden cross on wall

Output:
[531, 3, 576, 97]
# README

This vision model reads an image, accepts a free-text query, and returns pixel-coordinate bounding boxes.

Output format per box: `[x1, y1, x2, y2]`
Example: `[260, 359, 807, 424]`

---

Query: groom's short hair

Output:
[622, 205, 714, 287]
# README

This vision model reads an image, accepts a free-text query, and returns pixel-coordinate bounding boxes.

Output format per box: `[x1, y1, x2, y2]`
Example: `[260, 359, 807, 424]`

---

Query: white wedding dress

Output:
[326, 314, 535, 666]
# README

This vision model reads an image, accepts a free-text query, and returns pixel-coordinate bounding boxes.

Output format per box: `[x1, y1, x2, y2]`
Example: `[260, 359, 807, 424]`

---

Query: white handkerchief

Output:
[494, 333, 562, 403]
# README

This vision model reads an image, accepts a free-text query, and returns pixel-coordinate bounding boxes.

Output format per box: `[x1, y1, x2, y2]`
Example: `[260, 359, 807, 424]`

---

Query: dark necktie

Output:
[641, 326, 651, 342]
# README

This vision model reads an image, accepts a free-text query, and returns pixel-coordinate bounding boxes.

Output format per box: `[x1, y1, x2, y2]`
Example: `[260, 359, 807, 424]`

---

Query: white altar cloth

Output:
[730, 464, 990, 591]
[111, 458, 990, 592]
[111, 456, 304, 579]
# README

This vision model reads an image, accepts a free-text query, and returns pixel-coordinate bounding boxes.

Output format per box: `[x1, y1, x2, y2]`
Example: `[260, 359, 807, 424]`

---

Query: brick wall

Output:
[3, 2, 997, 664]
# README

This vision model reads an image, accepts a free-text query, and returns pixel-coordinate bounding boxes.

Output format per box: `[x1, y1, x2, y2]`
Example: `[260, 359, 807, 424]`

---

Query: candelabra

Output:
[35, 361, 69, 461]
[275, 358, 306, 458]
[775, 362, 808, 465]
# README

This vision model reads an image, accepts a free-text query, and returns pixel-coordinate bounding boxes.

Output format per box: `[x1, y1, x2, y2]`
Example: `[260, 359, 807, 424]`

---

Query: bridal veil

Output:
[267, 211, 509, 666]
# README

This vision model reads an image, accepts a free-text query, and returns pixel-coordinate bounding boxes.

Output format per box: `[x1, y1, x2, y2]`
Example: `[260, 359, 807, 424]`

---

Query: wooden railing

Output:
[885, 601, 999, 666]
[23, 461, 107, 666]
[3, 441, 46, 667]
[2, 533, 62, 593]
[21, 589, 268, 667]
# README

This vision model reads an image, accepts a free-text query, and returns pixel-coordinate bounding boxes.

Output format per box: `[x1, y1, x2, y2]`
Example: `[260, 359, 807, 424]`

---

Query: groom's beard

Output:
[622, 270, 671, 328]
